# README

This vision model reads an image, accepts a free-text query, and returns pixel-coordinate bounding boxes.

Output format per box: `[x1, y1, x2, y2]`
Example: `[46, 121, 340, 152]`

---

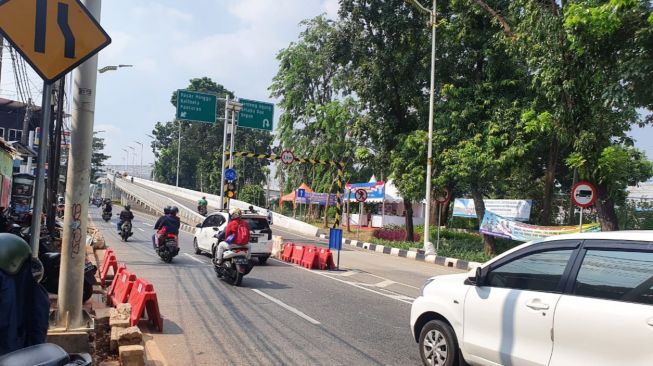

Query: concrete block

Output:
[109, 303, 132, 328]
[47, 331, 90, 354]
[119, 345, 145, 366]
[110, 326, 120, 352]
[117, 326, 143, 347]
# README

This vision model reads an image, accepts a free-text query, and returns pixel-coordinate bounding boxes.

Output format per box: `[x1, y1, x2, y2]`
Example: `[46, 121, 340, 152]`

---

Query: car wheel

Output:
[193, 238, 201, 255]
[258, 256, 268, 265]
[418, 320, 458, 366]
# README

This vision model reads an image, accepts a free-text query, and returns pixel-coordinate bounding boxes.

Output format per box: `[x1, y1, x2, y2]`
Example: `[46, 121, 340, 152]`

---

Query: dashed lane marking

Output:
[252, 289, 321, 325]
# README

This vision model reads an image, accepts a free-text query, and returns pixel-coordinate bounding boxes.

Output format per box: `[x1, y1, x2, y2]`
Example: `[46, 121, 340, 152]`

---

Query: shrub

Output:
[372, 227, 420, 241]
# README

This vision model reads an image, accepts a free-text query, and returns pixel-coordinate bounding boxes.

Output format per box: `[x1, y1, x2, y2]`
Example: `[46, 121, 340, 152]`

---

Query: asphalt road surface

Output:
[93, 207, 453, 365]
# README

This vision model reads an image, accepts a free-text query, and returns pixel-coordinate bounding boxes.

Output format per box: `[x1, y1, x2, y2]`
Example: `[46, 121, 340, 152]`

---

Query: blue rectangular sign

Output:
[329, 228, 343, 251]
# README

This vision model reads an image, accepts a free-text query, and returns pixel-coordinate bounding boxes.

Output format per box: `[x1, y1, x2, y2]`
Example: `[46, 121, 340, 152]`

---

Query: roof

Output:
[280, 183, 313, 202]
[0, 97, 42, 112]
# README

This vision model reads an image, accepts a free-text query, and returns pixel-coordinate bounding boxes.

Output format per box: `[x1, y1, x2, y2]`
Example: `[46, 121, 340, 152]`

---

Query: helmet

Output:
[202, 196, 206, 199]
[170, 206, 179, 215]
[230, 207, 242, 219]
[164, 206, 171, 215]
[0, 233, 32, 275]
[125, 204, 131, 210]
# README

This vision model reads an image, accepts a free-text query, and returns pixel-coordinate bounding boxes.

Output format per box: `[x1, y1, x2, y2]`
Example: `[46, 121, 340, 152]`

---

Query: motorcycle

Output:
[198, 205, 208, 216]
[213, 233, 252, 286]
[0, 343, 92, 366]
[156, 233, 179, 263]
[101, 211, 112, 222]
[120, 220, 133, 242]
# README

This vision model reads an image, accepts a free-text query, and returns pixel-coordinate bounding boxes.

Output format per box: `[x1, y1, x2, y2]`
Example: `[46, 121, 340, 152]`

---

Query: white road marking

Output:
[183, 253, 206, 264]
[273, 258, 415, 305]
[252, 289, 321, 325]
[375, 279, 396, 288]
[138, 228, 145, 232]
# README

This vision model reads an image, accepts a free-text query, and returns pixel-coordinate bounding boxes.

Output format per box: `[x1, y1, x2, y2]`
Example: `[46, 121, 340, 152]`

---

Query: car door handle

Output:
[647, 318, 653, 327]
[525, 300, 550, 311]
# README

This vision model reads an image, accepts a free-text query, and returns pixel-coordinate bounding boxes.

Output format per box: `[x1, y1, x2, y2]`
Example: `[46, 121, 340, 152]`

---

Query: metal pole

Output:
[229, 107, 236, 169]
[58, 0, 102, 329]
[28, 83, 53, 256]
[175, 120, 181, 186]
[579, 207, 583, 233]
[422, 0, 437, 255]
[219, 96, 229, 209]
[436, 203, 442, 253]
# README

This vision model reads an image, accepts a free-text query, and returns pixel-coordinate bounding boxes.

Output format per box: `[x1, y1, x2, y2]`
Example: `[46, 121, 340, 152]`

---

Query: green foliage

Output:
[390, 131, 427, 203]
[238, 184, 266, 207]
[91, 134, 109, 183]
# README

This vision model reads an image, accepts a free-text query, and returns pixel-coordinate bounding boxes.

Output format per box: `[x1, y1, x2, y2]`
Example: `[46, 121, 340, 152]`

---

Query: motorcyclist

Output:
[198, 196, 208, 215]
[152, 206, 171, 249]
[117, 205, 134, 233]
[215, 208, 250, 265]
[102, 199, 112, 214]
[153, 206, 180, 249]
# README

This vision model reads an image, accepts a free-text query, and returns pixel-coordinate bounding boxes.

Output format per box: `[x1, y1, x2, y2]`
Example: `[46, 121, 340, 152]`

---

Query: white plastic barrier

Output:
[131, 177, 320, 237]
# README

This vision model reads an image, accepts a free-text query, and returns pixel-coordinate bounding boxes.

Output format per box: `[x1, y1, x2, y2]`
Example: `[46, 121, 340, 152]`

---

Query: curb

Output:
[317, 234, 482, 271]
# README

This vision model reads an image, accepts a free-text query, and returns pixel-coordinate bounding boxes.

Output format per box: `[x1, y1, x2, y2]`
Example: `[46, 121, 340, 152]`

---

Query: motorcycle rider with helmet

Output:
[152, 206, 180, 249]
[117, 205, 134, 234]
[102, 198, 112, 214]
[215, 208, 250, 265]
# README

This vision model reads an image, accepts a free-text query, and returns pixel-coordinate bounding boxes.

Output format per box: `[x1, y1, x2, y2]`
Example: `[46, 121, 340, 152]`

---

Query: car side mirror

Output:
[196, 223, 202, 228]
[465, 266, 484, 286]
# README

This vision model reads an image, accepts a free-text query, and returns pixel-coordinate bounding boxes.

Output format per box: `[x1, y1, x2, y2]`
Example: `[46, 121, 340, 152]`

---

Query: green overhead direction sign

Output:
[239, 99, 274, 131]
[176, 90, 217, 124]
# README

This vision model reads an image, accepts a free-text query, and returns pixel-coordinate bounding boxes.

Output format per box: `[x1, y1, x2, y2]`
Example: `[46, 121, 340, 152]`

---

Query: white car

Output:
[410, 231, 653, 366]
[193, 211, 273, 265]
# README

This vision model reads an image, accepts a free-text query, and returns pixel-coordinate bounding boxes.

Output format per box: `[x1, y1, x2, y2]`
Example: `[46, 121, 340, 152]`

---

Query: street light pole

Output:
[134, 141, 143, 178]
[408, 0, 437, 255]
[128, 146, 136, 168]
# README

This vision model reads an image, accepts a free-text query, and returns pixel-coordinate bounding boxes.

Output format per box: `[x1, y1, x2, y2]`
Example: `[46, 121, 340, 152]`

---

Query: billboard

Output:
[453, 199, 533, 222]
[344, 181, 385, 201]
[480, 211, 600, 242]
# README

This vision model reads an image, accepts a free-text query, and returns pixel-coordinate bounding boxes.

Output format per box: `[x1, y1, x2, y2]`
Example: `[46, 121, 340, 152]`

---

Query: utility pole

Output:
[219, 96, 229, 209]
[47, 79, 66, 233]
[21, 98, 33, 145]
[0, 36, 3, 90]
[58, 0, 103, 329]
[175, 120, 181, 186]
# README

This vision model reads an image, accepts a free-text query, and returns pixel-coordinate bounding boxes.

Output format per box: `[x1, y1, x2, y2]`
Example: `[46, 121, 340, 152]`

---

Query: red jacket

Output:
[225, 219, 241, 240]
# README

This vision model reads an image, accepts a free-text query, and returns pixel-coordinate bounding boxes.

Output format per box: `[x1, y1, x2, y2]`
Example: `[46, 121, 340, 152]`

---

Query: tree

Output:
[91, 133, 109, 183]
[238, 184, 266, 207]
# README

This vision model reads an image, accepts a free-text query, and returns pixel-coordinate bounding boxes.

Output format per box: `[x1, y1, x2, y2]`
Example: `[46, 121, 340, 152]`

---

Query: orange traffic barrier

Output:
[100, 253, 118, 287]
[291, 245, 305, 264]
[300, 246, 318, 269]
[106, 263, 127, 298]
[281, 242, 295, 262]
[317, 248, 336, 270]
[108, 268, 137, 306]
[128, 278, 163, 332]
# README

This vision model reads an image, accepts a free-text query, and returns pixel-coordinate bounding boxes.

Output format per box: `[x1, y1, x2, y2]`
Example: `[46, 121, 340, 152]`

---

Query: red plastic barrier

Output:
[281, 242, 295, 262]
[128, 278, 163, 332]
[108, 268, 137, 306]
[100, 254, 118, 287]
[291, 245, 305, 264]
[106, 263, 127, 298]
[317, 248, 336, 270]
[103, 248, 114, 262]
[300, 246, 318, 269]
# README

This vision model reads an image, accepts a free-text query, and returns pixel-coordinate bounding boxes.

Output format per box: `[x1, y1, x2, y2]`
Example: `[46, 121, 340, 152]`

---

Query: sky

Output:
[0, 0, 651, 167]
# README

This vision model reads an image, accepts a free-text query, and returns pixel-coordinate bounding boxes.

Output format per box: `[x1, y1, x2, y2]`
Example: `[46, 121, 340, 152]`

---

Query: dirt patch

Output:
[92, 314, 118, 364]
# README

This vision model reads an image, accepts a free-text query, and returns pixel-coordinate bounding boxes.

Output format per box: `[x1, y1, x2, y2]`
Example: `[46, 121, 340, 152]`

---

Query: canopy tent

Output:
[279, 183, 313, 207]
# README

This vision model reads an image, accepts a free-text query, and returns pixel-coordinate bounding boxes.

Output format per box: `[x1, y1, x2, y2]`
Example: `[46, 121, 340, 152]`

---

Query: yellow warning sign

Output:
[0, 0, 111, 82]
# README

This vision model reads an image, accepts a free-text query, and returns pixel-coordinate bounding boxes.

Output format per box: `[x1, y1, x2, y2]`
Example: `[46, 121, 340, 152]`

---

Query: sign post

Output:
[239, 99, 274, 131]
[329, 228, 343, 270]
[571, 181, 597, 232]
[355, 189, 367, 239]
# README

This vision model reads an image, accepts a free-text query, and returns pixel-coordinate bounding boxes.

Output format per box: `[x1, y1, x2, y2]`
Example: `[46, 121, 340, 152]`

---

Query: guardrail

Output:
[109, 175, 204, 227]
[128, 176, 320, 237]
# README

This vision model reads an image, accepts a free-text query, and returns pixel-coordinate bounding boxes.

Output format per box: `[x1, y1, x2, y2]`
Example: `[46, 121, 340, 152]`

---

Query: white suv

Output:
[410, 231, 653, 366]
[193, 211, 273, 265]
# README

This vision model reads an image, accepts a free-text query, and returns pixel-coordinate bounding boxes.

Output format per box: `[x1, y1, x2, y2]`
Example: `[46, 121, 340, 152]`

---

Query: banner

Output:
[306, 192, 337, 206]
[480, 211, 600, 242]
[454, 199, 533, 221]
[344, 181, 385, 201]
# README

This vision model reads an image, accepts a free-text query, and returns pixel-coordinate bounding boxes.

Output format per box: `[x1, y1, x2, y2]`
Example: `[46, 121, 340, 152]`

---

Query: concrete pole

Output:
[219, 96, 229, 209]
[58, 0, 102, 329]
[28, 84, 53, 256]
[26, 130, 35, 172]
[422, 0, 437, 255]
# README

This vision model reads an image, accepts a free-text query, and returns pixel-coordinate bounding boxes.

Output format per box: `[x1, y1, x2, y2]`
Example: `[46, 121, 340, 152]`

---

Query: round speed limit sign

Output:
[280, 150, 295, 165]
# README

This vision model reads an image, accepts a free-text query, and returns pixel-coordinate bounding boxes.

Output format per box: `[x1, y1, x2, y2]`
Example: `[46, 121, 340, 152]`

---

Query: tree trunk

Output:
[442, 202, 451, 228]
[541, 137, 559, 225]
[471, 187, 496, 255]
[404, 201, 415, 242]
[595, 183, 619, 231]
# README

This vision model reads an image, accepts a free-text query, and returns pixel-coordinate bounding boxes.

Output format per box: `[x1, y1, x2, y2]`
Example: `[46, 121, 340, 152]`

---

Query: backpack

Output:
[234, 220, 250, 245]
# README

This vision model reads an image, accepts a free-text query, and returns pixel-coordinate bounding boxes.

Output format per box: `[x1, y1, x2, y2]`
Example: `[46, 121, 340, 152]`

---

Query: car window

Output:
[573, 250, 653, 305]
[215, 215, 226, 227]
[487, 250, 573, 292]
[243, 217, 270, 231]
[203, 215, 220, 227]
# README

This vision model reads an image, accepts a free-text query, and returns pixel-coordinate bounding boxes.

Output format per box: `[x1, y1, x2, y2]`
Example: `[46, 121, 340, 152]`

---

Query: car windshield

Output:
[243, 217, 270, 231]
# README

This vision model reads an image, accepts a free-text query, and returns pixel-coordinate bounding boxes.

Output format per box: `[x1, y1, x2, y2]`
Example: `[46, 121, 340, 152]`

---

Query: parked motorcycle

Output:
[156, 233, 179, 263]
[213, 233, 252, 286]
[0, 343, 91, 366]
[120, 220, 133, 242]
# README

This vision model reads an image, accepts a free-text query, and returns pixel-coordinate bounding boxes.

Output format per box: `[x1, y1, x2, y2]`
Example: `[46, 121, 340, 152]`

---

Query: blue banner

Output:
[345, 181, 385, 201]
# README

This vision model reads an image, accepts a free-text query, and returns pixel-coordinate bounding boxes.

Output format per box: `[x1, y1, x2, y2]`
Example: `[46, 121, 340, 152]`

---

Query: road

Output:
[93, 206, 462, 365]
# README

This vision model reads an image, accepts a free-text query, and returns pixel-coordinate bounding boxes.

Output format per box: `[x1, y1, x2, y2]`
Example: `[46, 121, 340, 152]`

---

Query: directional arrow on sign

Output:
[0, 0, 112, 83]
